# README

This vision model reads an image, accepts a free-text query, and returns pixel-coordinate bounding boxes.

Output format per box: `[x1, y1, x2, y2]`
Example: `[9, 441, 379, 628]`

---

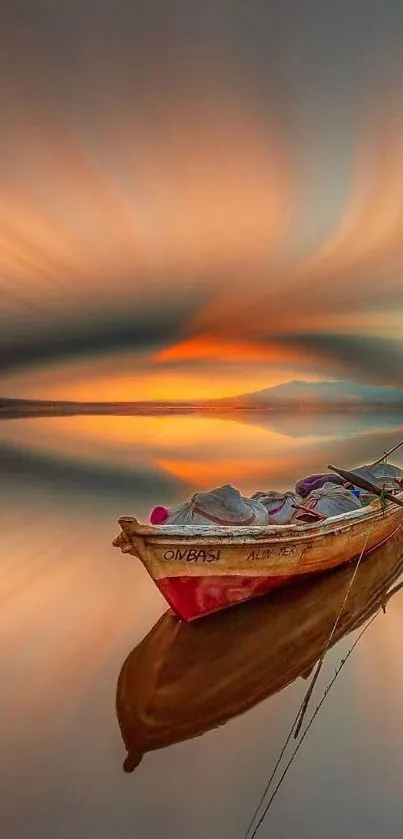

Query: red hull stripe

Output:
[157, 574, 290, 621]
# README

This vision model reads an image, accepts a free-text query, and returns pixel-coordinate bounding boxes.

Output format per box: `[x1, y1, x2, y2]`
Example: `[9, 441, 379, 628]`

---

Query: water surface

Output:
[1, 411, 403, 838]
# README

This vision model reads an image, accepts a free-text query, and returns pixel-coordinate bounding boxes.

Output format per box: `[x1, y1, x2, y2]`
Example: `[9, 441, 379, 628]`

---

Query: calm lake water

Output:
[1, 411, 403, 838]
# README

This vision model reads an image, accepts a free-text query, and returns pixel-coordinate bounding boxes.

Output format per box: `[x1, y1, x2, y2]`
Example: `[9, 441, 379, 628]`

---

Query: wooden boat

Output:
[116, 527, 403, 772]
[113, 476, 403, 621]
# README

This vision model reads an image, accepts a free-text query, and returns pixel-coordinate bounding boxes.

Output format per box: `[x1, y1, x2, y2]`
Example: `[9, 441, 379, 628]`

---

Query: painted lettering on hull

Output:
[163, 547, 221, 563]
[161, 544, 301, 565]
[246, 544, 299, 561]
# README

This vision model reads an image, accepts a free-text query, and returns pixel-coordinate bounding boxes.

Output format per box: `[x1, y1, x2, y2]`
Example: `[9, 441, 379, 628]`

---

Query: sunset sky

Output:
[2, 1, 403, 401]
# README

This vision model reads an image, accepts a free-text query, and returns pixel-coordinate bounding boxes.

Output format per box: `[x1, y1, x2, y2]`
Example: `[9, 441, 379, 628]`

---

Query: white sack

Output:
[165, 484, 269, 526]
[293, 482, 362, 520]
[251, 491, 301, 524]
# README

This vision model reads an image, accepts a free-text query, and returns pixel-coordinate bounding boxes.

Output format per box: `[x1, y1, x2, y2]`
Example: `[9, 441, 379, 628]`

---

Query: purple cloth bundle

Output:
[296, 472, 345, 498]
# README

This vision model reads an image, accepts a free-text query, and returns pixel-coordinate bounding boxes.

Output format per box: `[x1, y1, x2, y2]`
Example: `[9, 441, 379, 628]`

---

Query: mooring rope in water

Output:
[242, 703, 298, 839]
[293, 526, 372, 739]
[244, 608, 383, 839]
[242, 518, 385, 839]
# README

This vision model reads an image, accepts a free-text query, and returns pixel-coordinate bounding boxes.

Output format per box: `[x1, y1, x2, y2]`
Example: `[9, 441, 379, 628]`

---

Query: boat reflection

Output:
[116, 528, 403, 771]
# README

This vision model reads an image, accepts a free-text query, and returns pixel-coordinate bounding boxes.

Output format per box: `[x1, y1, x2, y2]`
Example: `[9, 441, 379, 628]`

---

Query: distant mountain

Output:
[210, 380, 403, 410]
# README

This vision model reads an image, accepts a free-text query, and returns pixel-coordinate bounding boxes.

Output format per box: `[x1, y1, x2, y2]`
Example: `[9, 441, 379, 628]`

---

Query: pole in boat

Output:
[327, 465, 403, 509]
[369, 439, 403, 468]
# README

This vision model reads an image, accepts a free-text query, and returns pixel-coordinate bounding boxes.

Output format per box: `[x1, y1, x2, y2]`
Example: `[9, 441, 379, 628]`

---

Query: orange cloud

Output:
[154, 333, 326, 373]
[155, 335, 297, 364]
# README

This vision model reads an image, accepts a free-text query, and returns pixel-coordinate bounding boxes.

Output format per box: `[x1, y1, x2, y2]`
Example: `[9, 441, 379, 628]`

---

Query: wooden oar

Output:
[328, 465, 403, 509]
[370, 439, 403, 468]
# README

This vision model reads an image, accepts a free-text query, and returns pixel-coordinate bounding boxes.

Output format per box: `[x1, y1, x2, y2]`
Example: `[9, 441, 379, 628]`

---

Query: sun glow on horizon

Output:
[0, 351, 324, 402]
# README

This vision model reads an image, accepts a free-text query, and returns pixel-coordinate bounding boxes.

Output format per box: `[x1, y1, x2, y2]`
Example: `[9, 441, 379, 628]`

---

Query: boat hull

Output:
[114, 494, 403, 620]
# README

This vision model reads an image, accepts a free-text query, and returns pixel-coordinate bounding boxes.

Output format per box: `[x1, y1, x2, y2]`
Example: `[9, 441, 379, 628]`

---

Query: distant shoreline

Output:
[2, 398, 403, 420]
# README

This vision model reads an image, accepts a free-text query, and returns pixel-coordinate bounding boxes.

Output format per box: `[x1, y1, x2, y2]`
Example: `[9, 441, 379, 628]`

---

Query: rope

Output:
[245, 609, 382, 839]
[242, 705, 298, 839]
[293, 525, 372, 738]
[242, 520, 373, 839]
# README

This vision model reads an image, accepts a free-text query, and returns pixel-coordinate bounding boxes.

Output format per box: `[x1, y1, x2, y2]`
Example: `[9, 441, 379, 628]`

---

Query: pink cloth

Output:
[150, 506, 170, 524]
